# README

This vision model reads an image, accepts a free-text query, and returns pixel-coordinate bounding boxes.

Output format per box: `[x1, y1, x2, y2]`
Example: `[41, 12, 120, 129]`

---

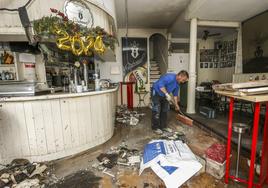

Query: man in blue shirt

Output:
[151, 70, 189, 131]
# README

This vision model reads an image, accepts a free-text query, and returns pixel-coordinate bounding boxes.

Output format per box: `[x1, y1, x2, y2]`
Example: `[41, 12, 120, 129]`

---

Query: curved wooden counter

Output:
[0, 87, 118, 164]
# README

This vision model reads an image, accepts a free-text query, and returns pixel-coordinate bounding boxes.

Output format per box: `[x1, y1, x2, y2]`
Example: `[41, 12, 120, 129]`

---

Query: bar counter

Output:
[0, 86, 118, 164]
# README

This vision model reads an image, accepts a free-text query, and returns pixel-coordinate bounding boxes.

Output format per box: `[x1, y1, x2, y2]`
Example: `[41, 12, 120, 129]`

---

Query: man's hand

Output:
[165, 93, 172, 102]
[175, 104, 180, 112]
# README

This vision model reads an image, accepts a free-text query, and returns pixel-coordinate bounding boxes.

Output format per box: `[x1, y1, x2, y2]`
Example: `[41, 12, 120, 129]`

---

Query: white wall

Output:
[98, 28, 167, 107]
[197, 34, 236, 84]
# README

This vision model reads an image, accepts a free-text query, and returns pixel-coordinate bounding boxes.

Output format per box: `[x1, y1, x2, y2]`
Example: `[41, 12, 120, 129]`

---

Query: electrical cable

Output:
[124, 0, 129, 70]
[125, 0, 128, 38]
[0, 0, 33, 11]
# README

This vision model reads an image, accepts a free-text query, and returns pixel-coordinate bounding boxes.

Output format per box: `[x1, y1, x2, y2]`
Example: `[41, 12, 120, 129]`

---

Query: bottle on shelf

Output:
[0, 53, 3, 64]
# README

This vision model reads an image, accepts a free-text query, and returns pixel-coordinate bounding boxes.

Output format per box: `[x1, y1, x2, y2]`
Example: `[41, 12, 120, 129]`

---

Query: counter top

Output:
[0, 86, 118, 102]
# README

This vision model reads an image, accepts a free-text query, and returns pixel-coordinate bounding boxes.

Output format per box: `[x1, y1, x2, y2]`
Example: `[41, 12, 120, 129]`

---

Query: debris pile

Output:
[116, 105, 145, 126]
[0, 159, 51, 188]
[155, 128, 187, 143]
[92, 142, 142, 178]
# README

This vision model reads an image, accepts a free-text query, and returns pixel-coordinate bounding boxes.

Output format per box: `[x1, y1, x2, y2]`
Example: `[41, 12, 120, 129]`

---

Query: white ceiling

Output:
[170, 0, 268, 38]
[185, 0, 268, 21]
[115, 0, 190, 28]
[115, 0, 268, 38]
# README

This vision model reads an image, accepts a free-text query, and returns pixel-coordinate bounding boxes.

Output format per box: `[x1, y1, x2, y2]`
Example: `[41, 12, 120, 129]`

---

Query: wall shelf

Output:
[0, 64, 15, 67]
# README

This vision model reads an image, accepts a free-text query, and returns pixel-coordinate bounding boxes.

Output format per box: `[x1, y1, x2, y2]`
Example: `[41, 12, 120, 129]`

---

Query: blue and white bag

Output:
[139, 140, 202, 188]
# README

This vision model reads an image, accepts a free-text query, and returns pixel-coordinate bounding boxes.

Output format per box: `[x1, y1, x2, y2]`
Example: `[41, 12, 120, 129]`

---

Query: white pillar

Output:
[235, 24, 243, 74]
[187, 18, 197, 114]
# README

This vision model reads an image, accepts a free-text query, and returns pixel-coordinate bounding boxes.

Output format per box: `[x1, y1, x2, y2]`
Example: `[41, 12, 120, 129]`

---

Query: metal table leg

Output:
[248, 102, 261, 188]
[225, 97, 234, 184]
[260, 103, 268, 185]
[236, 131, 242, 178]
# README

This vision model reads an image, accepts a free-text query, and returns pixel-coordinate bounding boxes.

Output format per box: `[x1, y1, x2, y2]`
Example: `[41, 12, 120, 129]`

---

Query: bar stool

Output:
[120, 82, 135, 109]
[232, 123, 250, 179]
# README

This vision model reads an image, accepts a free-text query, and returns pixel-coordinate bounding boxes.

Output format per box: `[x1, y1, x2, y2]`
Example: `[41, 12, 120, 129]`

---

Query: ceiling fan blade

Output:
[208, 33, 221, 37]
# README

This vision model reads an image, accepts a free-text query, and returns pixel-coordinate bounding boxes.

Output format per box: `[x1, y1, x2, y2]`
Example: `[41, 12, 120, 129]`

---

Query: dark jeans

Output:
[151, 90, 169, 130]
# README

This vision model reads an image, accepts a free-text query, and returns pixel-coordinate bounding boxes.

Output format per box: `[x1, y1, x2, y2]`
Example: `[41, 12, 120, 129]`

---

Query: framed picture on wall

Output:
[200, 63, 204, 68]
[209, 63, 213, 68]
[204, 63, 208, 68]
[122, 37, 148, 84]
[214, 63, 218, 68]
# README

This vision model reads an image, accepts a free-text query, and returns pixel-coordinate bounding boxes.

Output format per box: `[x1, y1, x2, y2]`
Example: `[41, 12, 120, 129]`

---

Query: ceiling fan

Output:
[202, 30, 221, 40]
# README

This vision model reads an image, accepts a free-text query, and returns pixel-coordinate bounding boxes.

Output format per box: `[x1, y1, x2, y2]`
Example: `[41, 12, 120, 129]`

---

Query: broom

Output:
[170, 99, 193, 126]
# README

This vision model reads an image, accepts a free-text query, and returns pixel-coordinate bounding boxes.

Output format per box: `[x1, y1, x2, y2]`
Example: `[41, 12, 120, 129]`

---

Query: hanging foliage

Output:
[33, 8, 117, 56]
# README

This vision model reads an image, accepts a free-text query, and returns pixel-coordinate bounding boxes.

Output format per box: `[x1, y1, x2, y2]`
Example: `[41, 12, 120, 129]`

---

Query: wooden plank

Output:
[68, 98, 80, 147]
[231, 80, 268, 89]
[1, 103, 18, 160]
[50, 100, 64, 152]
[0, 103, 5, 161]
[15, 103, 30, 156]
[85, 96, 93, 145]
[23, 102, 38, 156]
[107, 93, 112, 134]
[60, 99, 73, 149]
[41, 101, 56, 154]
[31, 101, 48, 155]
[102, 93, 109, 135]
[76, 97, 88, 146]
[90, 95, 102, 142]
[214, 80, 268, 91]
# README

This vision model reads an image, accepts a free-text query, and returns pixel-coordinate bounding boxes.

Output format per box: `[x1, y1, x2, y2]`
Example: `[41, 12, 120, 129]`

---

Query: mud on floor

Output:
[47, 108, 251, 188]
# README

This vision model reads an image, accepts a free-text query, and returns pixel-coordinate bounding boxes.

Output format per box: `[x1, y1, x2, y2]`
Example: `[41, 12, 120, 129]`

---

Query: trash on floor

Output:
[97, 153, 118, 169]
[116, 105, 145, 126]
[48, 170, 101, 188]
[156, 128, 187, 143]
[139, 140, 202, 188]
[15, 178, 40, 188]
[93, 142, 142, 175]
[0, 159, 52, 188]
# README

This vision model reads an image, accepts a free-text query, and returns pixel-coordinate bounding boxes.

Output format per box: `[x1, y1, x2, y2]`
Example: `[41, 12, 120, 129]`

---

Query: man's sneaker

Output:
[154, 129, 163, 135]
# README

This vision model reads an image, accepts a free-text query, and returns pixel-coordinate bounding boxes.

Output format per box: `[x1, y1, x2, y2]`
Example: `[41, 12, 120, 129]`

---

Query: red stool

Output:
[120, 82, 135, 109]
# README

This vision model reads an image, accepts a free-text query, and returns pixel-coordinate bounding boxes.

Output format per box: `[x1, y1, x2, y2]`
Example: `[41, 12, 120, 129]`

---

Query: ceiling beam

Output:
[197, 20, 240, 28]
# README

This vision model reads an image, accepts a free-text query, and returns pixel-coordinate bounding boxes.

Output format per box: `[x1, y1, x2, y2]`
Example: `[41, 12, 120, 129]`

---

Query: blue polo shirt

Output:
[153, 73, 180, 97]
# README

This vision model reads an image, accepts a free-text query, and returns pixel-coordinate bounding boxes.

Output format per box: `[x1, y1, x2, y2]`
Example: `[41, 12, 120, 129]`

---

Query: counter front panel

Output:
[0, 88, 117, 163]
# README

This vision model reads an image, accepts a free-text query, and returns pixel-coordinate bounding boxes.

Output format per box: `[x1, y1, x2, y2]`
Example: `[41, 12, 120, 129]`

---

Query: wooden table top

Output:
[215, 90, 268, 103]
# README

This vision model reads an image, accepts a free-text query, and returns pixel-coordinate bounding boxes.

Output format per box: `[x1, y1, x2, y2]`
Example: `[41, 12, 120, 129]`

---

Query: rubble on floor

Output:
[116, 105, 145, 126]
[0, 159, 53, 188]
[47, 170, 101, 188]
[158, 128, 187, 143]
[91, 141, 142, 179]
[47, 109, 233, 187]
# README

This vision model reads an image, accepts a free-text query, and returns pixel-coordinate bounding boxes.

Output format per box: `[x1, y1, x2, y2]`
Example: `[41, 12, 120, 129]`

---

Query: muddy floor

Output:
[47, 108, 261, 188]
